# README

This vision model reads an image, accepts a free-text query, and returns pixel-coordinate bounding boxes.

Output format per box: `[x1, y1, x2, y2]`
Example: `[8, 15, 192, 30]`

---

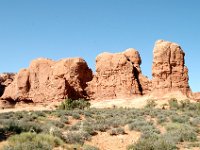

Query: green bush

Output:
[190, 117, 200, 126]
[168, 98, 179, 110]
[94, 123, 109, 132]
[180, 99, 190, 110]
[1, 120, 43, 134]
[127, 135, 156, 150]
[46, 120, 65, 129]
[60, 115, 69, 124]
[157, 114, 168, 124]
[3, 132, 64, 150]
[170, 115, 189, 123]
[72, 113, 81, 119]
[145, 99, 157, 108]
[59, 98, 91, 110]
[82, 122, 97, 136]
[83, 145, 100, 150]
[166, 123, 197, 142]
[128, 118, 160, 134]
[128, 134, 177, 150]
[109, 127, 125, 136]
[63, 131, 91, 145]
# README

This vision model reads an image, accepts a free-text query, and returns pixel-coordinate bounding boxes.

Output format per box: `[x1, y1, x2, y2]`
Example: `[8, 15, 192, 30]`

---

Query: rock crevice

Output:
[151, 40, 191, 97]
[86, 48, 150, 100]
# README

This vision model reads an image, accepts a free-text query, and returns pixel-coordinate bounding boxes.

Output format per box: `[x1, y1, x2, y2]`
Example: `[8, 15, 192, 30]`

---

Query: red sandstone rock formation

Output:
[0, 40, 196, 106]
[0, 73, 15, 96]
[193, 92, 200, 101]
[151, 40, 191, 97]
[1, 58, 93, 103]
[86, 48, 151, 100]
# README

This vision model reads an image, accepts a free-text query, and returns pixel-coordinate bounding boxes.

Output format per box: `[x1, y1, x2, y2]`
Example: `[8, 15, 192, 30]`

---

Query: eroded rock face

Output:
[0, 40, 195, 105]
[0, 73, 15, 97]
[152, 40, 191, 96]
[86, 48, 151, 100]
[193, 92, 200, 101]
[1, 58, 93, 103]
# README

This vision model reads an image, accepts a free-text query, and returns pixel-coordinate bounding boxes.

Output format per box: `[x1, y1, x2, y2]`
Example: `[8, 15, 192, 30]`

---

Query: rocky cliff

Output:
[0, 73, 15, 97]
[151, 40, 191, 97]
[86, 48, 151, 100]
[1, 58, 93, 104]
[0, 40, 195, 106]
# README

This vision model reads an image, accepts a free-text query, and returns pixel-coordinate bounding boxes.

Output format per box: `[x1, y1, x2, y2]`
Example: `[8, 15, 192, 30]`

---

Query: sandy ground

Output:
[0, 106, 51, 113]
[0, 96, 152, 114]
[0, 93, 195, 114]
[90, 96, 150, 109]
[0, 141, 7, 149]
[85, 125, 141, 150]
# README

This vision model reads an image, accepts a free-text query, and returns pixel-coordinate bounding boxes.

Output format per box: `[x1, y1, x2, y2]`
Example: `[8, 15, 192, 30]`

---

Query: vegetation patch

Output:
[1, 98, 200, 149]
[3, 132, 64, 150]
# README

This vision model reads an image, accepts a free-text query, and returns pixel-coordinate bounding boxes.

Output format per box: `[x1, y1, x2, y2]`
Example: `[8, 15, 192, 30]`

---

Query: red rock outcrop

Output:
[0, 40, 195, 106]
[1, 58, 93, 103]
[86, 48, 151, 100]
[151, 40, 191, 97]
[0, 73, 15, 96]
[192, 92, 200, 101]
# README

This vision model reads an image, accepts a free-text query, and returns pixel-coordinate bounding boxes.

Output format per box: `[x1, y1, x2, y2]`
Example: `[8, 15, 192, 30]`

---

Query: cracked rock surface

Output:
[151, 40, 191, 97]
[86, 48, 151, 100]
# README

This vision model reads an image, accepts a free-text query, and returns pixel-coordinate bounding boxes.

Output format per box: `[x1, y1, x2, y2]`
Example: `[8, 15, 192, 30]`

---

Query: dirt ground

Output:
[85, 125, 141, 150]
[0, 93, 195, 114]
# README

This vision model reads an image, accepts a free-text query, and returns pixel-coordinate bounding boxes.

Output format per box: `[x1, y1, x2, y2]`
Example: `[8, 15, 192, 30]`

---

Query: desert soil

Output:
[85, 125, 141, 150]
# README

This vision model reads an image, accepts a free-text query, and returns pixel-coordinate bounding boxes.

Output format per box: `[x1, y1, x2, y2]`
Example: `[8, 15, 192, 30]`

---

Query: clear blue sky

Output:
[0, 0, 199, 92]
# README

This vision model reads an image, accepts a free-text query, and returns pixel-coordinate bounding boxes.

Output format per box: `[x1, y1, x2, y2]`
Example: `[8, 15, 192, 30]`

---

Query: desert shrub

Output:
[153, 134, 177, 150]
[109, 127, 125, 136]
[3, 132, 64, 150]
[60, 115, 69, 124]
[157, 114, 168, 124]
[140, 130, 159, 139]
[188, 142, 200, 148]
[51, 110, 68, 117]
[34, 111, 46, 117]
[127, 135, 157, 150]
[128, 134, 177, 150]
[94, 123, 109, 132]
[186, 102, 200, 111]
[0, 112, 14, 120]
[0, 119, 43, 134]
[69, 122, 81, 131]
[128, 118, 160, 134]
[84, 111, 93, 117]
[62, 131, 91, 145]
[59, 98, 91, 110]
[48, 127, 63, 139]
[2, 120, 23, 134]
[168, 98, 179, 110]
[166, 123, 197, 142]
[105, 117, 123, 128]
[165, 122, 182, 131]
[72, 112, 81, 119]
[145, 99, 157, 108]
[83, 145, 100, 150]
[170, 115, 190, 123]
[82, 122, 97, 136]
[18, 121, 43, 133]
[45, 120, 65, 129]
[180, 99, 191, 110]
[190, 117, 200, 126]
